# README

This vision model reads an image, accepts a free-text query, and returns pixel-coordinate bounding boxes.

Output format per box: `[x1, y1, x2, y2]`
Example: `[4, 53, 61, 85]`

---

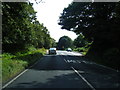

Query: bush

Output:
[103, 48, 119, 68]
[2, 48, 46, 83]
[2, 55, 28, 83]
[85, 47, 120, 70]
[25, 45, 37, 51]
[74, 47, 90, 55]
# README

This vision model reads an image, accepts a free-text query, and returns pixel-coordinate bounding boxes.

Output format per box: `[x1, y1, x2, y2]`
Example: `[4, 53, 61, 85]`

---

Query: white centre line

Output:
[64, 59, 67, 63]
[77, 60, 81, 63]
[71, 67, 96, 90]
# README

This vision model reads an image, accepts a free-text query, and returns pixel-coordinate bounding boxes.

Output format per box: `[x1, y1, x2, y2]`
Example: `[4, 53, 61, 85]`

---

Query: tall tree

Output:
[57, 36, 73, 50]
[58, 2, 120, 51]
[2, 2, 55, 52]
[58, 2, 120, 68]
[2, 2, 37, 52]
[74, 34, 88, 48]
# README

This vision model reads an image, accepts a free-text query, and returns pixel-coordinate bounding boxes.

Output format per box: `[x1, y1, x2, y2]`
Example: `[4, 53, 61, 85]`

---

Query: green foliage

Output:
[59, 2, 120, 47]
[57, 36, 73, 50]
[86, 47, 120, 70]
[103, 48, 119, 68]
[74, 33, 88, 48]
[74, 47, 90, 55]
[50, 38, 57, 47]
[59, 2, 120, 41]
[2, 56, 28, 83]
[2, 53, 16, 59]
[2, 48, 46, 83]
[59, 2, 120, 69]
[2, 2, 55, 53]
[25, 45, 37, 51]
[2, 2, 34, 45]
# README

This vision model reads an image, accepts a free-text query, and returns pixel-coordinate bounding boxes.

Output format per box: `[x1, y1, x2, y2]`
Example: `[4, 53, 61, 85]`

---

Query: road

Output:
[3, 50, 120, 89]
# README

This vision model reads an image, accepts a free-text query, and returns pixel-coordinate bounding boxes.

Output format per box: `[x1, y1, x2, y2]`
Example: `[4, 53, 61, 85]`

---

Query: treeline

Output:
[57, 35, 89, 52]
[2, 2, 55, 53]
[57, 36, 73, 50]
[2, 2, 55, 83]
[58, 2, 120, 69]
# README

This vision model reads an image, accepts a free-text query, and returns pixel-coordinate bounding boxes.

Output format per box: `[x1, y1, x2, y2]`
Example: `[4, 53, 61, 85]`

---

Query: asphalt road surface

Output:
[3, 50, 120, 89]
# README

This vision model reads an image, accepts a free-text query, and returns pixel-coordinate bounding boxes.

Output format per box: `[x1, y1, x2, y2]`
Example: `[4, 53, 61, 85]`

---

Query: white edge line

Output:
[2, 57, 43, 89]
[95, 63, 119, 72]
[71, 67, 96, 90]
[2, 69, 28, 89]
[82, 60, 119, 72]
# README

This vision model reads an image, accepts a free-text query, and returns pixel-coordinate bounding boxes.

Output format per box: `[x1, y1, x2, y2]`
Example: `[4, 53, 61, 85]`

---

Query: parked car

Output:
[66, 48, 72, 52]
[49, 48, 57, 54]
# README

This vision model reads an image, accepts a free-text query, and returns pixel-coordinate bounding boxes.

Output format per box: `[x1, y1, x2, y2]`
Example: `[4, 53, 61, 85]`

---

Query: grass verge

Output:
[2, 48, 46, 84]
[73, 47, 90, 55]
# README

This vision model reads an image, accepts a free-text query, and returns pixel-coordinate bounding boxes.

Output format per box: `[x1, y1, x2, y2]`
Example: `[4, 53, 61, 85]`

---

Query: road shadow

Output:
[29, 55, 86, 70]
[4, 71, 91, 89]
[3, 55, 120, 89]
[30, 55, 120, 75]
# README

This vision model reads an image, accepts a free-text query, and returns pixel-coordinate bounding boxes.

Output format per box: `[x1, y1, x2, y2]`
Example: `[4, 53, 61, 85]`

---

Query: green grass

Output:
[2, 48, 46, 83]
[2, 58, 28, 83]
[73, 47, 90, 55]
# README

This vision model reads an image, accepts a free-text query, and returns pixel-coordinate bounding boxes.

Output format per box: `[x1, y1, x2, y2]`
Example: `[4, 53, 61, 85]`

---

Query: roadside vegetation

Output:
[2, 47, 46, 84]
[58, 2, 120, 70]
[73, 34, 92, 55]
[2, 2, 56, 84]
[57, 34, 91, 56]
[2, 1, 120, 85]
[73, 47, 90, 55]
[57, 36, 73, 50]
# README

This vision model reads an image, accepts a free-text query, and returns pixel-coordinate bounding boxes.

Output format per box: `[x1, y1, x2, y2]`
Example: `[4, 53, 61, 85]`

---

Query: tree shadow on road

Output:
[30, 55, 86, 70]
[4, 71, 91, 89]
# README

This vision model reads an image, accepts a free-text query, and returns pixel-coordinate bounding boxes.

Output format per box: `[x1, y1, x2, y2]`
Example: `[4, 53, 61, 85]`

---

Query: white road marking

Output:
[71, 67, 96, 90]
[95, 63, 119, 72]
[2, 57, 42, 89]
[2, 69, 28, 89]
[64, 59, 67, 63]
[67, 60, 77, 63]
[77, 60, 81, 63]
[64, 59, 82, 64]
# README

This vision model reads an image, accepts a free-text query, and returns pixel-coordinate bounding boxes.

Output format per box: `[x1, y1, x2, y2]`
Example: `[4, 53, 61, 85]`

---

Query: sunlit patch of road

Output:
[57, 50, 82, 56]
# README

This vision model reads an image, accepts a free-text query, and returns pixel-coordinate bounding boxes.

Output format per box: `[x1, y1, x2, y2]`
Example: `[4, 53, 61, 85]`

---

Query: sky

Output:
[29, 0, 78, 42]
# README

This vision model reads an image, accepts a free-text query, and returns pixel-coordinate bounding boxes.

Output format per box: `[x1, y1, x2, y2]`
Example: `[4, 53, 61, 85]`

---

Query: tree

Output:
[74, 33, 88, 48]
[58, 2, 120, 69]
[57, 36, 73, 50]
[2, 2, 54, 52]
[2, 2, 37, 51]
[50, 38, 57, 47]
[58, 2, 120, 51]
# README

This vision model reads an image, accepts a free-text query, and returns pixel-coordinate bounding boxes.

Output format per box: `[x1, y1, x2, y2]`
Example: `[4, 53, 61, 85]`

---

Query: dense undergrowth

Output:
[2, 47, 46, 84]
[74, 47, 119, 71]
[73, 47, 90, 55]
[85, 47, 120, 71]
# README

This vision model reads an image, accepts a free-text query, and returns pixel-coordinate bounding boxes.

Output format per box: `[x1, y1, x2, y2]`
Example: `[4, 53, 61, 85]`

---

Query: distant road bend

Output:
[3, 50, 120, 89]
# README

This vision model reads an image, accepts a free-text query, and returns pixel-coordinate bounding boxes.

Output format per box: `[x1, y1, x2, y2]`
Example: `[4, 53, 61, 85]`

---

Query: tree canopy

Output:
[58, 2, 120, 69]
[74, 34, 88, 48]
[2, 2, 55, 52]
[59, 2, 120, 50]
[57, 36, 73, 50]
